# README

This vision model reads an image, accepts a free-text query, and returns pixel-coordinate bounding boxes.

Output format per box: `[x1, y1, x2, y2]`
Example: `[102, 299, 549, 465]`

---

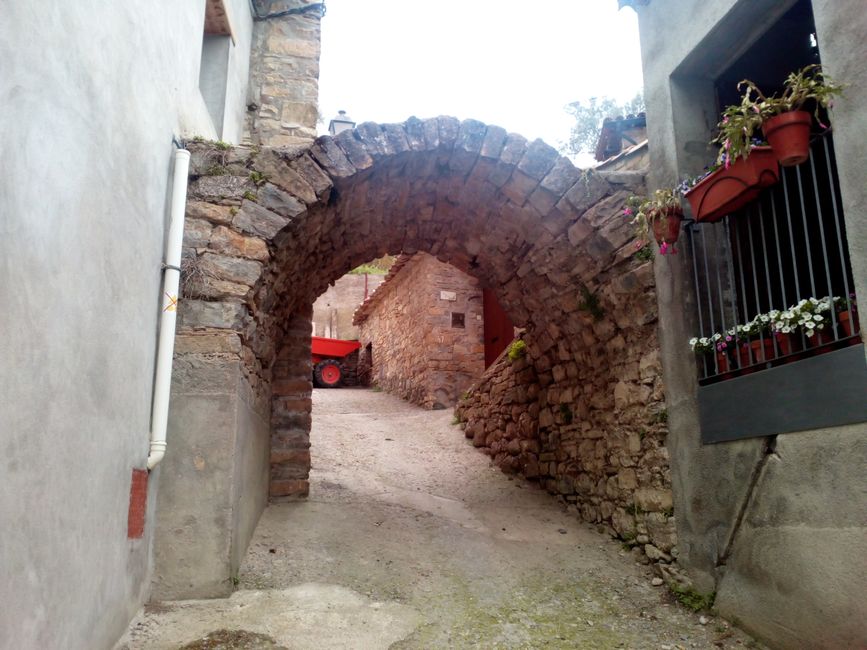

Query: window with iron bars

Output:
[686, 132, 860, 384]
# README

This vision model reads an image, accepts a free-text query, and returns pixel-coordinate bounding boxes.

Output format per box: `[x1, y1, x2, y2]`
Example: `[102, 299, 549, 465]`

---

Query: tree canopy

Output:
[561, 93, 645, 157]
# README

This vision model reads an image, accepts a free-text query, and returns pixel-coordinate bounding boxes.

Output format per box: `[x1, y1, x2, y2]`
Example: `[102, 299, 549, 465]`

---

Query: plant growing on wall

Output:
[507, 339, 527, 361]
[624, 189, 683, 255]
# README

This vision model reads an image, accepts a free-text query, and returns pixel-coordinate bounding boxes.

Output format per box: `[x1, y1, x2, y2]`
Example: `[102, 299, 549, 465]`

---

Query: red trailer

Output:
[311, 336, 361, 388]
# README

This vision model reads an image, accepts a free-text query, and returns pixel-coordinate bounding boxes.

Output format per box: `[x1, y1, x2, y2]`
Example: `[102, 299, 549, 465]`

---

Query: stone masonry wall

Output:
[456, 224, 678, 570]
[174, 123, 671, 518]
[356, 253, 485, 409]
[246, 1, 323, 147]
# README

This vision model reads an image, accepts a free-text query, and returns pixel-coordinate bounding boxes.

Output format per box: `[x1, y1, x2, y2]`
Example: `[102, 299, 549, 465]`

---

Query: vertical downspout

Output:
[147, 148, 191, 470]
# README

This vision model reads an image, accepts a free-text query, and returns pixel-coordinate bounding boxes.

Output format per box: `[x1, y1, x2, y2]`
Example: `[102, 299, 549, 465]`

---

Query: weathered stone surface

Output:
[517, 139, 559, 181]
[174, 332, 243, 355]
[232, 200, 290, 239]
[179, 300, 248, 330]
[210, 226, 269, 262]
[199, 252, 263, 286]
[186, 201, 234, 224]
[257, 183, 307, 218]
[309, 136, 356, 179]
[184, 218, 213, 248]
[188, 175, 255, 203]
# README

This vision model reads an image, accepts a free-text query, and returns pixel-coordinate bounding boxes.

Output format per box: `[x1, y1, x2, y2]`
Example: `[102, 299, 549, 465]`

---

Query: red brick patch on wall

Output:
[127, 469, 148, 539]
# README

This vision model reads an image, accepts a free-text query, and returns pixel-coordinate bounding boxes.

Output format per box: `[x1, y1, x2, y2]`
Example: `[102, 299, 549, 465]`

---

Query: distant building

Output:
[354, 253, 513, 409]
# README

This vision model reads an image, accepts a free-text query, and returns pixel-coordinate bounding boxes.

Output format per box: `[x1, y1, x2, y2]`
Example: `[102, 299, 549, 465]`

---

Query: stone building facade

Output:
[354, 253, 486, 409]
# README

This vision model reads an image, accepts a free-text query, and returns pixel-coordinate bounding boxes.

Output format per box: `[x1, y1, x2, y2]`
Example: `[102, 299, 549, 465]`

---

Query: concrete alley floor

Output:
[121, 388, 762, 650]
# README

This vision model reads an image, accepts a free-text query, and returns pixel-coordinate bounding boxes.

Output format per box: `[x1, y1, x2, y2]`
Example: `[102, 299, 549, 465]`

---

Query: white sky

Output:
[317, 0, 644, 167]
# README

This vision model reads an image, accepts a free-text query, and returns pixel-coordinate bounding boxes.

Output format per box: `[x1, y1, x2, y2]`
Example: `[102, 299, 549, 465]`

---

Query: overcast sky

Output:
[317, 0, 644, 166]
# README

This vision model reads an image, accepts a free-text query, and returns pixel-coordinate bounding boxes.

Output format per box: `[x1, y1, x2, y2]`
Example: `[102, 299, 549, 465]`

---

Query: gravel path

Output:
[121, 388, 762, 649]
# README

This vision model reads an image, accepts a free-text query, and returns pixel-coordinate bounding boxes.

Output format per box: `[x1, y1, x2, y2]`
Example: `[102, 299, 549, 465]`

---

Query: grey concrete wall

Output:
[0, 1, 252, 647]
[153, 357, 269, 599]
[634, 1, 867, 648]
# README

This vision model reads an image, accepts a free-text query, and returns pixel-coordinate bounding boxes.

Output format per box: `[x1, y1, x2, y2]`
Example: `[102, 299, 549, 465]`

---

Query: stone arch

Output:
[161, 117, 667, 598]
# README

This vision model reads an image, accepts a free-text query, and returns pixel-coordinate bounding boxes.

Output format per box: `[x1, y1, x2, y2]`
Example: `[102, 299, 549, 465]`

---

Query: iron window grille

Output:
[686, 133, 860, 384]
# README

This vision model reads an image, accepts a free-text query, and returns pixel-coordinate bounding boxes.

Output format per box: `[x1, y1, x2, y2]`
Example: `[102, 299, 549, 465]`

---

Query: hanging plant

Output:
[624, 188, 683, 255]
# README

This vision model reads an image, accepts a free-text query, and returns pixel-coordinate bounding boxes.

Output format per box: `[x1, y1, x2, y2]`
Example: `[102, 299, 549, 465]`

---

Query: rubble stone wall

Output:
[356, 253, 485, 409]
[456, 217, 676, 565]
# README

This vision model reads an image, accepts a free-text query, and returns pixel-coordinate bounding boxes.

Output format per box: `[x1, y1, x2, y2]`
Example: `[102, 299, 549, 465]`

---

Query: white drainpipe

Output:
[147, 147, 191, 470]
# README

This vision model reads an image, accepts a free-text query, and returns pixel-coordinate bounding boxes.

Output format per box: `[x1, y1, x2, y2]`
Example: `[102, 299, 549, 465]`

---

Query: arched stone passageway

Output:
[157, 117, 669, 598]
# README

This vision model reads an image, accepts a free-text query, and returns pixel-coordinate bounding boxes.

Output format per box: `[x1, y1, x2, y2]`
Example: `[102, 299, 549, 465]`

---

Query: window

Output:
[451, 312, 465, 329]
[199, 0, 235, 136]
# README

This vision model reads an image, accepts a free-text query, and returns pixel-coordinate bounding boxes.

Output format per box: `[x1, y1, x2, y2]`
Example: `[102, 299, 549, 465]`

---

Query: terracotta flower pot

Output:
[837, 309, 860, 338]
[684, 147, 780, 223]
[651, 207, 683, 245]
[762, 110, 812, 167]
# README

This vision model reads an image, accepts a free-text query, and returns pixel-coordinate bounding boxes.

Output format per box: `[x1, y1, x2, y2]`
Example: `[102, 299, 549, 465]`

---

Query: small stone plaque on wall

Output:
[440, 291, 457, 301]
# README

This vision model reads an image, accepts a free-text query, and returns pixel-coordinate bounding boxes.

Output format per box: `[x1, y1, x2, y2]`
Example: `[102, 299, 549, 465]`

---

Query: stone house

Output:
[627, 0, 867, 647]
[353, 253, 492, 409]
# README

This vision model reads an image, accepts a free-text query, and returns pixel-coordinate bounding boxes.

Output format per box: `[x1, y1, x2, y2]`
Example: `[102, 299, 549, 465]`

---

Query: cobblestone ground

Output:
[121, 388, 763, 650]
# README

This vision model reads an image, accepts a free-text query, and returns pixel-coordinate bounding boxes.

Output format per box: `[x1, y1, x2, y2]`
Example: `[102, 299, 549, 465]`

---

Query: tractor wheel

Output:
[314, 360, 343, 388]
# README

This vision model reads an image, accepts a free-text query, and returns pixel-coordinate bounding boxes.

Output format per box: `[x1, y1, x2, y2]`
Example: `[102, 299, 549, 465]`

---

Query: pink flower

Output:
[623, 207, 633, 216]
[819, 121, 828, 129]
[659, 242, 669, 255]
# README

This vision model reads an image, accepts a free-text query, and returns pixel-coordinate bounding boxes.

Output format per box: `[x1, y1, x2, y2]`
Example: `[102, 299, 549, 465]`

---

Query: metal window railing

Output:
[686, 134, 860, 383]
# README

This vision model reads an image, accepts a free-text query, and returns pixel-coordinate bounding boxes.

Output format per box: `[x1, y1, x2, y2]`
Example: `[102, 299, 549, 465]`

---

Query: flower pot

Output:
[684, 147, 780, 223]
[837, 309, 860, 338]
[762, 110, 812, 167]
[715, 351, 731, 374]
[735, 339, 775, 369]
[652, 207, 683, 245]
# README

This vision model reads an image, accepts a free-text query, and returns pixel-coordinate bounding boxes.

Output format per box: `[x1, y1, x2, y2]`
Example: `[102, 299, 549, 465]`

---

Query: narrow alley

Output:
[122, 389, 760, 649]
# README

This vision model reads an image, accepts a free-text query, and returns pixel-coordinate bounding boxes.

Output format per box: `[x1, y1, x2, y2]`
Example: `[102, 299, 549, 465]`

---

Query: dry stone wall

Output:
[355, 253, 485, 408]
[456, 205, 677, 567]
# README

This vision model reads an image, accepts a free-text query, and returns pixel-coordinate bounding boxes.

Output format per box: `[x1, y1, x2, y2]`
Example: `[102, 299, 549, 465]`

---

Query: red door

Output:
[483, 288, 514, 368]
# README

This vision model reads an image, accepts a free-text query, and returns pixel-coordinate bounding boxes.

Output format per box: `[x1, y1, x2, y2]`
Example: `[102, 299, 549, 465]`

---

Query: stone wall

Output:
[166, 122, 673, 598]
[246, 0, 323, 147]
[456, 204, 677, 568]
[356, 253, 485, 409]
[312, 273, 385, 339]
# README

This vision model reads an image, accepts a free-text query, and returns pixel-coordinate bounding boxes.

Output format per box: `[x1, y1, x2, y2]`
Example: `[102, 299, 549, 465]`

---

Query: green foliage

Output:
[625, 189, 682, 245]
[214, 140, 231, 151]
[370, 386, 383, 393]
[450, 414, 463, 426]
[561, 93, 645, 156]
[713, 64, 845, 165]
[634, 244, 653, 262]
[625, 502, 644, 517]
[578, 286, 605, 321]
[243, 190, 258, 202]
[204, 164, 227, 176]
[229, 207, 239, 216]
[507, 339, 527, 361]
[669, 584, 715, 612]
[559, 404, 574, 425]
[348, 263, 389, 275]
[649, 408, 668, 425]
[249, 170, 268, 186]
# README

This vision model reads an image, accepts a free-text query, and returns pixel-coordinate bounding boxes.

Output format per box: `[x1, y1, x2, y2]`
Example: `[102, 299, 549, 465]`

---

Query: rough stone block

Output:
[232, 200, 290, 239]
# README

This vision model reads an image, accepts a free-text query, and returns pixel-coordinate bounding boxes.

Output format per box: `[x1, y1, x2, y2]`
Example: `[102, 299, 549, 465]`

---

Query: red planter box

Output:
[684, 147, 780, 223]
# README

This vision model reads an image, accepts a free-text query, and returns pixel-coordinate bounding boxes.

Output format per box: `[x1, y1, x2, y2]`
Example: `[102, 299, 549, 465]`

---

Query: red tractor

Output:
[311, 336, 361, 388]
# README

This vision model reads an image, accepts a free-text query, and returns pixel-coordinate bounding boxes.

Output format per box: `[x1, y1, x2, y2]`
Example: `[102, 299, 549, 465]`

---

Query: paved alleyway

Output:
[122, 389, 761, 649]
